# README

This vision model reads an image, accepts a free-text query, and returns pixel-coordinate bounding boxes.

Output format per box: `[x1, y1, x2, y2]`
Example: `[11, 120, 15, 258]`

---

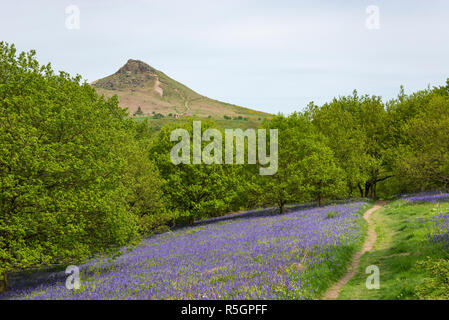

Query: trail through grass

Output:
[338, 200, 449, 299]
[322, 201, 382, 299]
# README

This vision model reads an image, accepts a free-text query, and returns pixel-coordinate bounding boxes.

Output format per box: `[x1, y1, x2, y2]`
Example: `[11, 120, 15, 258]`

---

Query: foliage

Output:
[3, 40, 449, 298]
[0, 42, 162, 286]
[307, 91, 389, 198]
[138, 210, 180, 236]
[416, 257, 449, 299]
[391, 91, 449, 191]
[299, 138, 346, 206]
[325, 210, 339, 219]
[133, 106, 143, 116]
[259, 113, 345, 211]
[149, 119, 259, 221]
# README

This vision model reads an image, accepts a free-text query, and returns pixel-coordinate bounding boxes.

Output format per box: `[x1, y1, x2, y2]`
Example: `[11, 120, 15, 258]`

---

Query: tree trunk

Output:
[358, 184, 364, 198]
[0, 273, 7, 294]
[279, 202, 285, 214]
[364, 182, 372, 198]
[318, 195, 323, 207]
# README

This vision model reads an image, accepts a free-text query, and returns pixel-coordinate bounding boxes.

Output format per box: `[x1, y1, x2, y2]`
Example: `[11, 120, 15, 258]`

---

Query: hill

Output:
[91, 59, 271, 119]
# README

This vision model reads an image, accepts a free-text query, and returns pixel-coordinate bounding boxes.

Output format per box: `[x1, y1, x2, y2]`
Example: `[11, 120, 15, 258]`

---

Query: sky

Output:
[1, 0, 448, 114]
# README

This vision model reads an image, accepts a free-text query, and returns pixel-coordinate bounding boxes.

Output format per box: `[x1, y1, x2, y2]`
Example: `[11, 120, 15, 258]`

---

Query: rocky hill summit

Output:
[91, 59, 271, 119]
[116, 59, 156, 75]
[92, 59, 157, 90]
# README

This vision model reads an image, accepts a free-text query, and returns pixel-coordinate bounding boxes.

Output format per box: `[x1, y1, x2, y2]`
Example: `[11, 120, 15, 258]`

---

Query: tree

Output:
[123, 122, 165, 217]
[392, 92, 449, 190]
[306, 100, 368, 197]
[307, 91, 390, 198]
[300, 138, 346, 206]
[259, 113, 314, 213]
[133, 106, 144, 116]
[383, 80, 449, 194]
[148, 119, 255, 221]
[0, 43, 142, 292]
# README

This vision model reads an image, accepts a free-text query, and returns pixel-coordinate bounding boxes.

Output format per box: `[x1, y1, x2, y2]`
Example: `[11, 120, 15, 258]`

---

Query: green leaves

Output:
[149, 120, 258, 221]
[258, 113, 345, 211]
[0, 42, 151, 276]
[307, 92, 389, 198]
[391, 91, 449, 191]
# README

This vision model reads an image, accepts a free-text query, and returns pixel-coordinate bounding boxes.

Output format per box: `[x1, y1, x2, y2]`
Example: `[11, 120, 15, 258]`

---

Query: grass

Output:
[309, 202, 373, 298]
[338, 200, 449, 300]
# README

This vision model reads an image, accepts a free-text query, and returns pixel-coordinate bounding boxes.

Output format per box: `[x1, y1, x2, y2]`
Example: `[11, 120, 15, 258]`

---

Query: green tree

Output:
[149, 119, 256, 222]
[307, 91, 390, 198]
[306, 100, 368, 197]
[259, 113, 315, 212]
[392, 91, 449, 190]
[380, 80, 449, 194]
[133, 106, 144, 116]
[0, 43, 142, 292]
[124, 123, 165, 217]
[300, 138, 346, 206]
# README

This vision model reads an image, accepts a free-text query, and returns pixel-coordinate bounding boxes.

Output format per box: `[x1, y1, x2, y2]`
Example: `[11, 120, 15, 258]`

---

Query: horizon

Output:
[1, 0, 448, 114]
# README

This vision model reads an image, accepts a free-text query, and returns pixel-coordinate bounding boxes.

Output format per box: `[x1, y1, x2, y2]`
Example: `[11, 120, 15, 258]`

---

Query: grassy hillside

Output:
[92, 59, 272, 120]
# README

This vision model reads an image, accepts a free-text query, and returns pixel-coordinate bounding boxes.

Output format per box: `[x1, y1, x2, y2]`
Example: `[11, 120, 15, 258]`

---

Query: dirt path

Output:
[322, 201, 387, 300]
[154, 76, 163, 97]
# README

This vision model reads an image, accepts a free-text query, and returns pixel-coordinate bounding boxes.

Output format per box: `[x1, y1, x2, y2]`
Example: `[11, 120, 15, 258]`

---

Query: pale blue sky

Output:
[1, 0, 448, 114]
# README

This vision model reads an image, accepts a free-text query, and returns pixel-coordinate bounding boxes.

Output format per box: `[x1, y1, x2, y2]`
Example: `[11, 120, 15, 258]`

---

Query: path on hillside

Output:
[154, 76, 163, 97]
[322, 201, 387, 300]
[183, 99, 190, 114]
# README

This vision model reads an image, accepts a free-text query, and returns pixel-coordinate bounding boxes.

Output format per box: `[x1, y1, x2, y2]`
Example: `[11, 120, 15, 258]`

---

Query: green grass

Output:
[338, 200, 449, 300]
[302, 203, 374, 298]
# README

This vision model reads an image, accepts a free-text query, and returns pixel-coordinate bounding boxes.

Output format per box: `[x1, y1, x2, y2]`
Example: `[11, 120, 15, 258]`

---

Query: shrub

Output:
[326, 210, 339, 219]
[133, 106, 144, 116]
[138, 211, 179, 236]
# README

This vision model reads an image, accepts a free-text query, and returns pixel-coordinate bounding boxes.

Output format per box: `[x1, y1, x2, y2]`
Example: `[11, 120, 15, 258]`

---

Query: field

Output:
[2, 193, 449, 300]
[1, 202, 368, 300]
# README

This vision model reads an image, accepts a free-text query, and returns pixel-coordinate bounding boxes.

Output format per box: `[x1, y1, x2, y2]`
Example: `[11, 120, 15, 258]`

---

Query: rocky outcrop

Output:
[115, 59, 156, 75]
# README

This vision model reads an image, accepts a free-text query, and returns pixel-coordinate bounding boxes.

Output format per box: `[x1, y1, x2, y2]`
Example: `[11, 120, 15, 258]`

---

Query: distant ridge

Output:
[91, 59, 271, 119]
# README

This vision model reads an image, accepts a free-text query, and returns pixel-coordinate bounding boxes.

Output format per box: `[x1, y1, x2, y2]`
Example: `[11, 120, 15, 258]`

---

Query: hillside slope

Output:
[91, 59, 271, 119]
